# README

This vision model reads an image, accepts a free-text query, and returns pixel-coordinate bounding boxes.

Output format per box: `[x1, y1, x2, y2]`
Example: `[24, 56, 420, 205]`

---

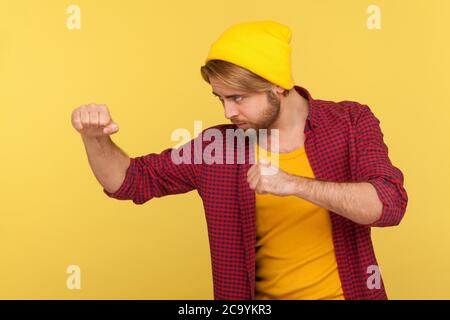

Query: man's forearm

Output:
[292, 176, 383, 225]
[81, 135, 131, 194]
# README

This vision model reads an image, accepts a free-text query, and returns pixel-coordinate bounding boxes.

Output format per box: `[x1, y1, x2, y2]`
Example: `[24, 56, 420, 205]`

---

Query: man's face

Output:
[209, 77, 281, 130]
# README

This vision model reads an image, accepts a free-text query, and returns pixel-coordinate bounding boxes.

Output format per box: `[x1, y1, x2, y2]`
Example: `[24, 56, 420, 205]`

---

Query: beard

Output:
[234, 91, 281, 135]
[253, 91, 281, 130]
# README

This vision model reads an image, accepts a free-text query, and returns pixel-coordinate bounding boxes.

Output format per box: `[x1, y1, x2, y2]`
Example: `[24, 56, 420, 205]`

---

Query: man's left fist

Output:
[246, 158, 299, 196]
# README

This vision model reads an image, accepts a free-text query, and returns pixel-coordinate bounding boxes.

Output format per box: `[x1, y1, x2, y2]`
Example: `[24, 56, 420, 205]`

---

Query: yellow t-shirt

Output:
[254, 143, 344, 300]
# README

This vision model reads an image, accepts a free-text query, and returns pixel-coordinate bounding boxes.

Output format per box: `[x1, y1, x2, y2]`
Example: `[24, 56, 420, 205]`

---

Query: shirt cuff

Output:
[366, 177, 405, 227]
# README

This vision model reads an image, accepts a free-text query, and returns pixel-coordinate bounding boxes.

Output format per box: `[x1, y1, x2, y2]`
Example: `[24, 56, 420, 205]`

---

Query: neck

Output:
[264, 87, 309, 152]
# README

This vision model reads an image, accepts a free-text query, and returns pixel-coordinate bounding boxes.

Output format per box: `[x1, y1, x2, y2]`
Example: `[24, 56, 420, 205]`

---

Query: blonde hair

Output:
[200, 59, 290, 97]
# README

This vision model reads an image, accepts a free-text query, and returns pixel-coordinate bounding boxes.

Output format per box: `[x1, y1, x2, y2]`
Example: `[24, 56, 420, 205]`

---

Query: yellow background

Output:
[0, 0, 448, 299]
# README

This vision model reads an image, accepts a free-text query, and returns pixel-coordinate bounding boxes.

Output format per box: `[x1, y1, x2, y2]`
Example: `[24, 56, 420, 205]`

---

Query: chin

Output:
[238, 123, 253, 130]
[232, 121, 257, 131]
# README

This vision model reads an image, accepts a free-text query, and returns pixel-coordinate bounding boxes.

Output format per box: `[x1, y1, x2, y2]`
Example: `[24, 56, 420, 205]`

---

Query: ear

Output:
[272, 85, 285, 95]
[270, 85, 286, 99]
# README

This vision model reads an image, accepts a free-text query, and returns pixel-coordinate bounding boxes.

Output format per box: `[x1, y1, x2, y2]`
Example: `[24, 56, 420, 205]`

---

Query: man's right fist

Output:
[71, 103, 119, 137]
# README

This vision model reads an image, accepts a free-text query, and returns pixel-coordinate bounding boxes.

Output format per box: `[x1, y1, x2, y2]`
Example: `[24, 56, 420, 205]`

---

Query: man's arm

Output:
[72, 103, 199, 204]
[247, 163, 382, 225]
[292, 177, 382, 225]
[81, 135, 130, 194]
[72, 103, 130, 194]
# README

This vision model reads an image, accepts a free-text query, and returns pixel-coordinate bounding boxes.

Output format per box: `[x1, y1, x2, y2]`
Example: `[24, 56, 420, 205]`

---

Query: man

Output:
[71, 21, 408, 300]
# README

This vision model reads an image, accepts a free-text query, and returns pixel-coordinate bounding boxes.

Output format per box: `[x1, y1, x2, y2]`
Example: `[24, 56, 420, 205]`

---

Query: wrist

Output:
[291, 175, 308, 197]
[81, 134, 111, 144]
[81, 134, 114, 156]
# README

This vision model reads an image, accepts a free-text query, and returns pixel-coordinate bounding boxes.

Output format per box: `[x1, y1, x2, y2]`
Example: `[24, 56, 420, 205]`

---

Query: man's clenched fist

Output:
[71, 103, 119, 137]
[247, 158, 300, 196]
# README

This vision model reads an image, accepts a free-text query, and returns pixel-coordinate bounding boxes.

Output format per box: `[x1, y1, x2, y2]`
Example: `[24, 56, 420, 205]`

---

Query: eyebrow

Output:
[212, 91, 244, 99]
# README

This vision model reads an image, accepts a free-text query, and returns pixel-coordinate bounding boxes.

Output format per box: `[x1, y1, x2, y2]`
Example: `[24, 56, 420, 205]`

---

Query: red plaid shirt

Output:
[103, 86, 408, 300]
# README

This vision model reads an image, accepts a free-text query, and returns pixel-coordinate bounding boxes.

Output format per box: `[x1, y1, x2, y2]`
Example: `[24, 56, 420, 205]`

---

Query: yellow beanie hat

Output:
[205, 20, 294, 90]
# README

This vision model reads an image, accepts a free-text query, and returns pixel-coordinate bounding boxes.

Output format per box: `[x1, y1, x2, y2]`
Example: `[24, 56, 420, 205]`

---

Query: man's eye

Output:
[216, 96, 243, 103]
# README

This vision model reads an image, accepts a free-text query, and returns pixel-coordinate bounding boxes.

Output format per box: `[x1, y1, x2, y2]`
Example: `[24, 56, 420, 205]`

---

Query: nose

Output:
[223, 101, 239, 120]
